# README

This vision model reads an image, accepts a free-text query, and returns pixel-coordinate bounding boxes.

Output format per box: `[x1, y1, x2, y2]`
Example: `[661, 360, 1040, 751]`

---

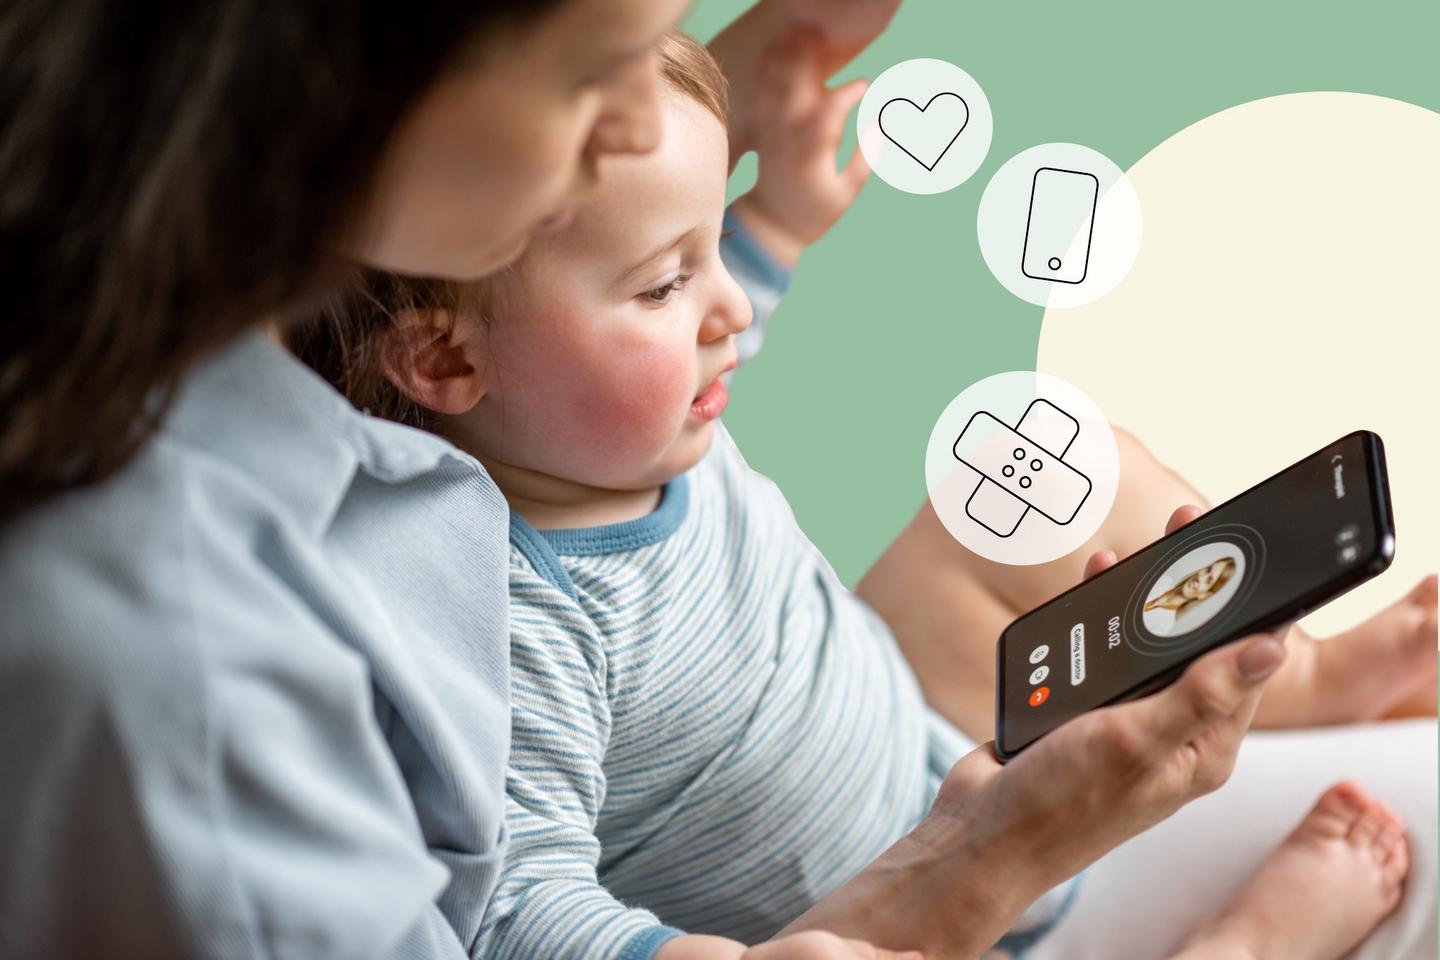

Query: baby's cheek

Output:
[572, 342, 693, 462]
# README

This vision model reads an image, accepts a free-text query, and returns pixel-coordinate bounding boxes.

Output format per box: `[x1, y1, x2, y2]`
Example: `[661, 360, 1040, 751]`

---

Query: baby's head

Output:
[308, 30, 751, 496]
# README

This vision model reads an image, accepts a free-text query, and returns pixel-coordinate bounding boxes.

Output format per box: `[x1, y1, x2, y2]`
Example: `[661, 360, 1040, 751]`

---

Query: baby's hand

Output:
[730, 25, 871, 269]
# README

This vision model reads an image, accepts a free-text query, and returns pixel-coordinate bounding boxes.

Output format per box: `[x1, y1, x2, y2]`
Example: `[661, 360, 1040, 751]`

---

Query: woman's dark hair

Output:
[0, 0, 563, 517]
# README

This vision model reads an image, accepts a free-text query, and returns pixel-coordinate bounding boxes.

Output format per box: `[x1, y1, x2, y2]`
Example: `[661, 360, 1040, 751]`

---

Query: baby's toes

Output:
[1346, 801, 1387, 848]
[1311, 780, 1370, 835]
[1379, 829, 1411, 895]
[1372, 820, 1405, 866]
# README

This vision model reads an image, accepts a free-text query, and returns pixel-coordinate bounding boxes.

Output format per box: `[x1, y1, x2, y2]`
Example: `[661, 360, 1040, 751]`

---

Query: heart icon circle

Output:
[878, 92, 970, 172]
[858, 58, 992, 194]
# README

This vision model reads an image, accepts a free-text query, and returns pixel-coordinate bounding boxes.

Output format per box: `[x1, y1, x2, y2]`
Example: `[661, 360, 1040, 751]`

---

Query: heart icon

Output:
[878, 92, 969, 172]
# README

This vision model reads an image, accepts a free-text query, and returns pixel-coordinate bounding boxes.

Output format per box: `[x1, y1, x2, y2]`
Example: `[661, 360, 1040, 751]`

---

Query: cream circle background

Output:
[1038, 93, 1439, 635]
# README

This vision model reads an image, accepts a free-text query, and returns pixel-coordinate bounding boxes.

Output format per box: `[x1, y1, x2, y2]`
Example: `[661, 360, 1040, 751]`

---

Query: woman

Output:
[1146, 558, 1239, 616]
[0, 2, 1290, 958]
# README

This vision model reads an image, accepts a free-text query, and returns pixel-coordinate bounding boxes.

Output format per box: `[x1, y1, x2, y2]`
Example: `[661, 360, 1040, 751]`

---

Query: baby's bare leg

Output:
[1169, 782, 1408, 960]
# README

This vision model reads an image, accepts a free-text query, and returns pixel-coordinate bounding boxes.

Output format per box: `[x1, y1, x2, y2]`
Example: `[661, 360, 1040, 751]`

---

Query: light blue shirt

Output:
[0, 210, 1081, 960]
[0, 211, 798, 958]
[0, 330, 511, 959]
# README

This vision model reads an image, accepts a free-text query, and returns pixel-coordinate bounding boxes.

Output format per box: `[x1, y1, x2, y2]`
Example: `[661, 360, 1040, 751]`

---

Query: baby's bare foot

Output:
[1256, 575, 1437, 727]
[1175, 781, 1409, 960]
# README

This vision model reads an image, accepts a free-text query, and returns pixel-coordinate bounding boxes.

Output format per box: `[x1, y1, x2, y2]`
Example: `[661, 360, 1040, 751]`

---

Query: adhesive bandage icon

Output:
[927, 371, 1118, 566]
[952, 399, 1092, 538]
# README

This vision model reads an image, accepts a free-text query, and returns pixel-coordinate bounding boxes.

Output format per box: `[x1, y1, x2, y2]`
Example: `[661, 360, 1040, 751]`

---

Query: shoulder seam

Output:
[509, 512, 578, 601]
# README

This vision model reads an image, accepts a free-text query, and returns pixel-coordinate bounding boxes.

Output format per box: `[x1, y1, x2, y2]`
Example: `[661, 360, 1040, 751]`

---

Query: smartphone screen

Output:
[996, 431, 1394, 759]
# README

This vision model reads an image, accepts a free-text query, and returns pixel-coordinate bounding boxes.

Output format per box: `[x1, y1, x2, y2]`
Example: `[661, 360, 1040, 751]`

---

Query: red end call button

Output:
[1028, 686, 1051, 707]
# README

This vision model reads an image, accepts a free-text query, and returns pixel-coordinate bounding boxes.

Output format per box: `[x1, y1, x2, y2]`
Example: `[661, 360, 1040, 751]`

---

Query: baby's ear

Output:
[380, 308, 489, 415]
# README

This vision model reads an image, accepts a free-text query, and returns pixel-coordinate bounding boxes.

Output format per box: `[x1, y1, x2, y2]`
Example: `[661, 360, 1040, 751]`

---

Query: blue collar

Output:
[508, 475, 691, 600]
[530, 474, 689, 556]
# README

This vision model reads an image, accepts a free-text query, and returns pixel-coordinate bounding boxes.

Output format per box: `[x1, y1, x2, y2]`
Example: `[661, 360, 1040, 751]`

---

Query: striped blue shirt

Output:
[480, 426, 1077, 959]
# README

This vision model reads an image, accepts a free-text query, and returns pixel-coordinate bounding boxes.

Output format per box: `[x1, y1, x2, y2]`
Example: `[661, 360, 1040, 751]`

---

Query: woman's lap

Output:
[1030, 718, 1437, 960]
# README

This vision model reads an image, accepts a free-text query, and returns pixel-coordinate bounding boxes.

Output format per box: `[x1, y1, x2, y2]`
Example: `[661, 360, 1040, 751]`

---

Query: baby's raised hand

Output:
[729, 25, 871, 269]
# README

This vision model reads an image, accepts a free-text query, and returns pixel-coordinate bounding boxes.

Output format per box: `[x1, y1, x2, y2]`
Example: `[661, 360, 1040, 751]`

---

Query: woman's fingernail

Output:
[1238, 638, 1286, 681]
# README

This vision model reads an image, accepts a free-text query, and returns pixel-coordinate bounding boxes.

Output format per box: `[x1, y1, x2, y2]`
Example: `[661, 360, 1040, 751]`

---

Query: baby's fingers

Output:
[826, 78, 869, 134]
[758, 24, 825, 115]
[827, 79, 872, 196]
[744, 931, 922, 960]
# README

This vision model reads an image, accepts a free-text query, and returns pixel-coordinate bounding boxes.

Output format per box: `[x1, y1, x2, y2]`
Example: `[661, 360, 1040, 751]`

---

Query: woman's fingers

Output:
[1083, 549, 1118, 580]
[1084, 502, 1204, 582]
[1165, 504, 1204, 535]
[1133, 631, 1286, 785]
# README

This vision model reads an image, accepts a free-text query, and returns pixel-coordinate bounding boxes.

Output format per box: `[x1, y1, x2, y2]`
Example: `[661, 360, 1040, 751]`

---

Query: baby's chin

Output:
[606, 419, 718, 493]
[660, 420, 719, 483]
[541, 417, 719, 499]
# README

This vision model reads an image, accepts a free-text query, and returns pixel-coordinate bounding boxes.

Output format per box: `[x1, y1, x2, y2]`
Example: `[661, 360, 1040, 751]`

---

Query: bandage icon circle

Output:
[926, 371, 1119, 566]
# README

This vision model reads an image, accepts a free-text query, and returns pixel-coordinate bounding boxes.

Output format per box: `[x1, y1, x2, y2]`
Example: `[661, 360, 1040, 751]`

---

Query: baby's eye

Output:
[640, 274, 691, 305]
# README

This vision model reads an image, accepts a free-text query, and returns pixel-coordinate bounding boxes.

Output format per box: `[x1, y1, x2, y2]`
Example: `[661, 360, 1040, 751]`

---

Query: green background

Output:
[683, 0, 1440, 586]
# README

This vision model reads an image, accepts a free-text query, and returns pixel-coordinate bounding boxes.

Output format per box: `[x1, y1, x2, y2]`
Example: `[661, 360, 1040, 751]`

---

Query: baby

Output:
[303, 29, 1410, 960]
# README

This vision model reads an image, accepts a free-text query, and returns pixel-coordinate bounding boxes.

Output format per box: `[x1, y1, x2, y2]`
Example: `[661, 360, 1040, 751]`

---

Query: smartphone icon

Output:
[1021, 167, 1099, 285]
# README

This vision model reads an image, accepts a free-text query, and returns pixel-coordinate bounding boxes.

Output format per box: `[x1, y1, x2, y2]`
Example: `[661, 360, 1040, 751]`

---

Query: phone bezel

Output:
[994, 430, 1394, 761]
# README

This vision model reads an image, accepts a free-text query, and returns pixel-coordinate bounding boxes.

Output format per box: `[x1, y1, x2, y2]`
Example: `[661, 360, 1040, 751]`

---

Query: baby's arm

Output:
[721, 26, 871, 369]
[721, 206, 792, 369]
[710, 0, 901, 169]
[476, 585, 680, 959]
[488, 570, 907, 960]
[729, 26, 871, 271]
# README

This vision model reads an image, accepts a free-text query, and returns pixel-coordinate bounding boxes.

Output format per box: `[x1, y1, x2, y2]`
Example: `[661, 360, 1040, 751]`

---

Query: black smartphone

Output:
[995, 430, 1395, 761]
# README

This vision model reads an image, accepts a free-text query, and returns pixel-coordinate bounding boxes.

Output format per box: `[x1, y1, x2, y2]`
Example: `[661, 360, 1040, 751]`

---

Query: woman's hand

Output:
[935, 508, 1288, 878]
[783, 506, 1288, 958]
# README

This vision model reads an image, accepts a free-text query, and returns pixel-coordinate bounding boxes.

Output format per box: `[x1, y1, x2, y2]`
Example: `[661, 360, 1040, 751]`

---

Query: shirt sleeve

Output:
[721, 204, 794, 369]
[0, 453, 468, 960]
[475, 563, 683, 960]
